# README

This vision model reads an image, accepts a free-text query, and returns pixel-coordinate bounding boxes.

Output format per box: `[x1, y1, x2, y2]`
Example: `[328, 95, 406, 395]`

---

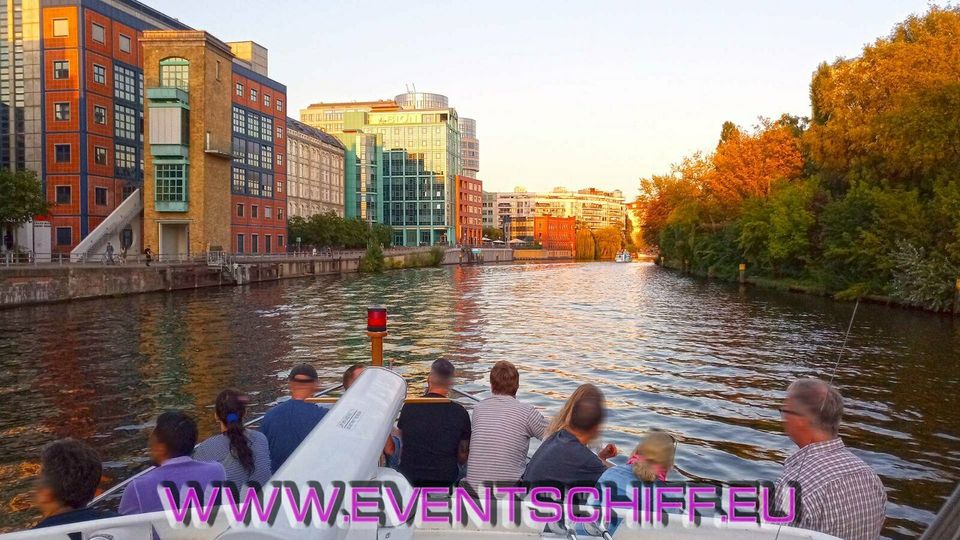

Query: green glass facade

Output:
[302, 105, 461, 246]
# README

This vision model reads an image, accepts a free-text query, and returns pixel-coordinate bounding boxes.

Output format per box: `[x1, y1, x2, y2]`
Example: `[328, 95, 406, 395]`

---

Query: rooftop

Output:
[286, 118, 346, 150]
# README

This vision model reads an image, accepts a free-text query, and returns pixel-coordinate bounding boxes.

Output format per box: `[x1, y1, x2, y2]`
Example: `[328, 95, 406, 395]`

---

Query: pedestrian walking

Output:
[105, 242, 114, 265]
[144, 247, 153, 267]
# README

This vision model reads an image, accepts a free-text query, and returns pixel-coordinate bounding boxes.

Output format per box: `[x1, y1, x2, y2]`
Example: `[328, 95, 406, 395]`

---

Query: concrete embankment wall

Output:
[0, 257, 371, 308]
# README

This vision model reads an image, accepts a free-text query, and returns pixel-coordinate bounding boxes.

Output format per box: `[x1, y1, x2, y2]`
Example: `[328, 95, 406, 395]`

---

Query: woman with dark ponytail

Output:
[194, 389, 271, 486]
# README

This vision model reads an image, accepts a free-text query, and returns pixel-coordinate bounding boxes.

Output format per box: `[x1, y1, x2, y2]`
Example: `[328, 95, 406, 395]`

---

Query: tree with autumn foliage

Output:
[636, 5, 960, 310]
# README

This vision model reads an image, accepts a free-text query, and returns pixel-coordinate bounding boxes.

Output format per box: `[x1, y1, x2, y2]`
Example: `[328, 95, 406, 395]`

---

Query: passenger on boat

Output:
[775, 378, 886, 540]
[397, 359, 471, 487]
[33, 439, 117, 529]
[343, 364, 402, 468]
[194, 389, 271, 486]
[260, 363, 328, 473]
[583, 430, 677, 534]
[521, 384, 617, 490]
[464, 360, 547, 488]
[118, 411, 225, 515]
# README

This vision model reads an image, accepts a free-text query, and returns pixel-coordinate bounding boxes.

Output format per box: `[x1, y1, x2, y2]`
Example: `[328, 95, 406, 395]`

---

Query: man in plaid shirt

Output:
[775, 378, 886, 540]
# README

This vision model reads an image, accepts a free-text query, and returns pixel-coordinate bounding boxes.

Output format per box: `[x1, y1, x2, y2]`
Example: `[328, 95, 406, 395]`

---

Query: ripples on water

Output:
[0, 263, 957, 537]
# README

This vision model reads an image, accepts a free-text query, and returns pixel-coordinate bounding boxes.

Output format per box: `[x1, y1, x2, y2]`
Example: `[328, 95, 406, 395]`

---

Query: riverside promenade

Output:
[0, 247, 528, 309]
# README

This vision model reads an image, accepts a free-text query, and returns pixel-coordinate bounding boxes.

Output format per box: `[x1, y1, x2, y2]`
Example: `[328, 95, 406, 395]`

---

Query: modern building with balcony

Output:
[140, 30, 287, 258]
[491, 186, 626, 241]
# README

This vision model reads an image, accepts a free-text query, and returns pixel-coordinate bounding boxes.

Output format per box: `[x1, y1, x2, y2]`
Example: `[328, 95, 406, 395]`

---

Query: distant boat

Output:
[615, 250, 632, 263]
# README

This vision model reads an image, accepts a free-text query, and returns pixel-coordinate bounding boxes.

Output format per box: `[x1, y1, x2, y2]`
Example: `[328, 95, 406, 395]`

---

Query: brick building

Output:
[534, 215, 575, 252]
[455, 174, 482, 246]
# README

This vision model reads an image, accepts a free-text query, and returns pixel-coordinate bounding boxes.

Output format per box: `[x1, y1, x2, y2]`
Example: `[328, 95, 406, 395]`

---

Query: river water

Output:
[0, 262, 957, 537]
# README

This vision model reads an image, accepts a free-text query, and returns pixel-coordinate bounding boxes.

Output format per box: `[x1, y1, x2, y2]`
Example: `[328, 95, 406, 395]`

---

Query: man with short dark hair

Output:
[397, 359, 471, 486]
[775, 378, 886, 540]
[465, 361, 546, 487]
[522, 384, 615, 489]
[260, 363, 328, 472]
[33, 439, 116, 529]
[119, 411, 225, 515]
[342, 363, 366, 390]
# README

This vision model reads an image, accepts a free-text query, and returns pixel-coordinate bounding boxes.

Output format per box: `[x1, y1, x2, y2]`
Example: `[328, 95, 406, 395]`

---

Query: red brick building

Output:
[455, 175, 482, 246]
[28, 2, 190, 253]
[534, 215, 575, 252]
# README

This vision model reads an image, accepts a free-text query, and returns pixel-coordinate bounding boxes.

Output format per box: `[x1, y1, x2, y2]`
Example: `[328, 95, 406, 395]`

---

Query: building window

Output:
[93, 64, 106, 84]
[250, 88, 257, 103]
[94, 146, 107, 165]
[262, 117, 273, 142]
[236, 203, 244, 217]
[54, 144, 71, 163]
[251, 205, 258, 218]
[247, 113, 260, 139]
[55, 185, 71, 204]
[114, 104, 136, 139]
[278, 235, 283, 247]
[263, 94, 270, 108]
[251, 234, 259, 253]
[56, 227, 72, 246]
[95, 187, 108, 205]
[54, 102, 70, 121]
[53, 60, 69, 79]
[236, 234, 244, 253]
[52, 18, 69, 37]
[232, 167, 245, 193]
[91, 23, 105, 43]
[277, 154, 283, 166]
[276, 126, 283, 140]
[236, 82, 243, 96]
[264, 206, 272, 219]
[155, 163, 186, 202]
[265, 235, 271, 253]
[277, 208, 283, 220]
[114, 65, 137, 102]
[216, 60, 221, 81]
[119, 34, 131, 53]
[159, 57, 189, 91]
[94, 105, 106, 124]
[276, 99, 283, 112]
[232, 107, 246, 134]
[114, 144, 136, 178]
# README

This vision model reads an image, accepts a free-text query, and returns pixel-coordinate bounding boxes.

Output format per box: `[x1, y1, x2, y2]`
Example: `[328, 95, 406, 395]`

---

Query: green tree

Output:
[482, 226, 503, 241]
[359, 240, 385, 273]
[0, 169, 48, 227]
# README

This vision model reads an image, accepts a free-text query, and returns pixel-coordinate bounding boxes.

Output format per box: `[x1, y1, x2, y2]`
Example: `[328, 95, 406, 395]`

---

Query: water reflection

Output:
[0, 263, 957, 538]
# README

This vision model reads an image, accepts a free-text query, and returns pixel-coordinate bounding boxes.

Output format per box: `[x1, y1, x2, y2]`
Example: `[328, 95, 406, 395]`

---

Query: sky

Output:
[151, 0, 929, 198]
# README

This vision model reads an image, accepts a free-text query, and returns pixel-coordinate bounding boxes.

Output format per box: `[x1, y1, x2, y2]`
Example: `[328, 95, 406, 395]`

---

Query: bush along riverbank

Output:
[657, 256, 960, 315]
[633, 7, 960, 315]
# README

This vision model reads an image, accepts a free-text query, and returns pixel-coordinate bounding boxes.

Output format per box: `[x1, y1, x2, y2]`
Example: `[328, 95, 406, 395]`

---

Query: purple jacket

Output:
[119, 456, 225, 515]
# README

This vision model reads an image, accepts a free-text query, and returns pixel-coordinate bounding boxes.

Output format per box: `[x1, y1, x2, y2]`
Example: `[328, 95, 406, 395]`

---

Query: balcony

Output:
[147, 87, 189, 105]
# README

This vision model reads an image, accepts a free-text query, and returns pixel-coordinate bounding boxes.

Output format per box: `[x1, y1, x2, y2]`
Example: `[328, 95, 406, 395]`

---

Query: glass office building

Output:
[301, 94, 462, 246]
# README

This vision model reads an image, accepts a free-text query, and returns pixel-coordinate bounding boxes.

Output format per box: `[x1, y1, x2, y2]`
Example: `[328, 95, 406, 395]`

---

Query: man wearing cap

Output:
[397, 359, 471, 487]
[260, 363, 328, 473]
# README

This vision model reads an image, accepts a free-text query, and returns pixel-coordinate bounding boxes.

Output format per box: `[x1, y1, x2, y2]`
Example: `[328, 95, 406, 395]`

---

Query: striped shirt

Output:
[194, 430, 272, 486]
[464, 394, 547, 487]
[775, 438, 886, 540]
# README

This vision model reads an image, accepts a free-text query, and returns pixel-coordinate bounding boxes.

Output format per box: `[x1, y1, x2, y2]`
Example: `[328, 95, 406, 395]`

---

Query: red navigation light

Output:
[367, 307, 387, 333]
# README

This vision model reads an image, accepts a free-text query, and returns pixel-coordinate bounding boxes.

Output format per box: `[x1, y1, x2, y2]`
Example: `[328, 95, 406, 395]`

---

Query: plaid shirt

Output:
[775, 438, 886, 540]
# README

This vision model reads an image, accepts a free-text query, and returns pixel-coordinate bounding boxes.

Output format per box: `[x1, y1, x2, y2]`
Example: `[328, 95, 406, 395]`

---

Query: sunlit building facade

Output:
[141, 31, 287, 257]
[492, 187, 626, 241]
[301, 91, 463, 246]
[482, 190, 496, 229]
[286, 118, 345, 218]
[455, 175, 482, 246]
[0, 0, 189, 252]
